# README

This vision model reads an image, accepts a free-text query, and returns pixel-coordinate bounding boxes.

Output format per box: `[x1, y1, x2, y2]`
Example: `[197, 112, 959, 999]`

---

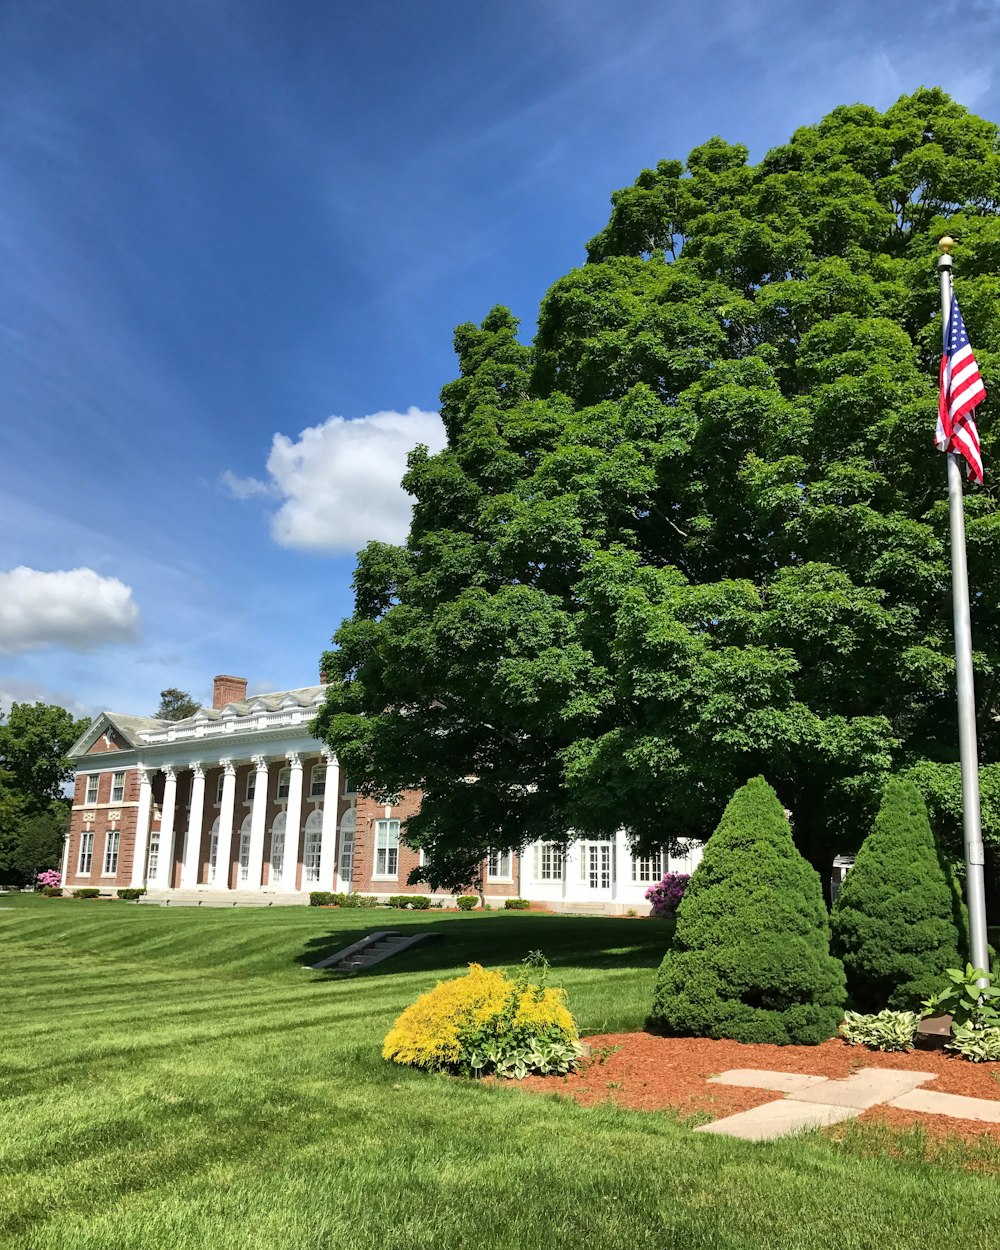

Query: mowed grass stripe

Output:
[3, 895, 998, 1250]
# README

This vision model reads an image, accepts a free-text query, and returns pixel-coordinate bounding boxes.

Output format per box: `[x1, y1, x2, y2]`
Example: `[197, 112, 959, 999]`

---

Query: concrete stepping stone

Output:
[695, 1100, 860, 1141]
[889, 1088, 1000, 1123]
[786, 1069, 937, 1110]
[709, 1069, 828, 1093]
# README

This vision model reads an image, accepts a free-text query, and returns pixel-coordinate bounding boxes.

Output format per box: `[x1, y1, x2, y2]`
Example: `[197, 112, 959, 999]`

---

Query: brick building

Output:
[62, 675, 700, 911]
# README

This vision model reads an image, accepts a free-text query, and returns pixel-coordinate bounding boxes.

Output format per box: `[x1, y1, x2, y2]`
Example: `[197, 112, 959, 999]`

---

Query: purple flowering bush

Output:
[645, 872, 690, 918]
[36, 869, 62, 890]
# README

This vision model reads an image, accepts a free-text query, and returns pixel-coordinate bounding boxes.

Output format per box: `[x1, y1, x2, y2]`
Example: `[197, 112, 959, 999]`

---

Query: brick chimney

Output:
[213, 675, 248, 709]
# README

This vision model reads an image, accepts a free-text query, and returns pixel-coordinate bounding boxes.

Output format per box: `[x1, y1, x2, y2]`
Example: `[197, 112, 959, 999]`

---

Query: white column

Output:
[130, 765, 153, 887]
[156, 766, 178, 888]
[318, 750, 340, 891]
[181, 763, 206, 887]
[240, 755, 269, 890]
[612, 830, 630, 903]
[214, 760, 237, 889]
[282, 752, 304, 891]
[59, 822, 71, 885]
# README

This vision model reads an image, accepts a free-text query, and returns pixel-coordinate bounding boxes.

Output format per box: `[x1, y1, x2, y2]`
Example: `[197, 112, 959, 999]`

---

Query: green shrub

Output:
[457, 895, 478, 911]
[41, 886, 63, 897]
[384, 956, 584, 1078]
[72, 888, 101, 899]
[650, 776, 845, 1045]
[504, 898, 530, 910]
[340, 893, 378, 909]
[840, 1010, 919, 1051]
[116, 888, 146, 901]
[309, 892, 334, 907]
[387, 895, 413, 909]
[947, 1023, 1000, 1062]
[831, 779, 964, 1011]
[409, 895, 431, 910]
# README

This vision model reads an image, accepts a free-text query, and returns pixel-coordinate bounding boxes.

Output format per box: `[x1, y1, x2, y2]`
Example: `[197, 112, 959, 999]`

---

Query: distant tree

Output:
[0, 702, 85, 885]
[831, 778, 965, 1010]
[155, 688, 200, 721]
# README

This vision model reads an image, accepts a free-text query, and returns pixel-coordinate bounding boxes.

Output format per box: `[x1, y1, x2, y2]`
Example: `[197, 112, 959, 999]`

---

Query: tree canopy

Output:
[316, 89, 1000, 881]
[155, 688, 200, 721]
[0, 701, 87, 885]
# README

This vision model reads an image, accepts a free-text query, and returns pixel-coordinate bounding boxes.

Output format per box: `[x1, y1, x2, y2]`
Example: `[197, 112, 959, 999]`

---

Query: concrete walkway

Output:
[695, 1067, 1000, 1141]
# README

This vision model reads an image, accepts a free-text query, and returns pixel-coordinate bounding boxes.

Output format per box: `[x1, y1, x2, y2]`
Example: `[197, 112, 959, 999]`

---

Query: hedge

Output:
[650, 776, 845, 1045]
[72, 888, 101, 899]
[831, 778, 965, 1011]
[504, 898, 530, 910]
[117, 888, 146, 901]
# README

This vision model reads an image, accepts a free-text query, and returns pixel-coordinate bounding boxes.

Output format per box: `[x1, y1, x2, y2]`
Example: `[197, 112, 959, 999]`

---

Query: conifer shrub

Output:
[383, 958, 583, 1078]
[650, 776, 845, 1045]
[831, 778, 964, 1011]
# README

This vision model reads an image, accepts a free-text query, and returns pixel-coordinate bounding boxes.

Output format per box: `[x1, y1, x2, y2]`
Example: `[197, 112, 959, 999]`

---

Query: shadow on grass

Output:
[296, 913, 675, 980]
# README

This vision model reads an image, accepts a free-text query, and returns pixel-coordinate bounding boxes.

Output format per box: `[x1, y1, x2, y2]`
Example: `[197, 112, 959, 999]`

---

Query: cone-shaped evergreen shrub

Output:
[831, 778, 964, 1011]
[650, 776, 845, 1044]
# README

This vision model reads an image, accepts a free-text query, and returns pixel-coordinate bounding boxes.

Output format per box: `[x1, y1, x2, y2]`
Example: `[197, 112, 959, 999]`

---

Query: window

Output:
[239, 816, 252, 881]
[303, 811, 322, 884]
[342, 776, 356, 796]
[111, 772, 125, 804]
[209, 818, 220, 883]
[245, 770, 257, 802]
[216, 772, 226, 804]
[269, 813, 286, 881]
[85, 775, 99, 805]
[103, 830, 121, 875]
[147, 833, 159, 881]
[78, 830, 95, 874]
[632, 851, 666, 884]
[487, 850, 512, 881]
[374, 819, 399, 878]
[276, 768, 290, 800]
[535, 843, 564, 882]
[309, 764, 325, 798]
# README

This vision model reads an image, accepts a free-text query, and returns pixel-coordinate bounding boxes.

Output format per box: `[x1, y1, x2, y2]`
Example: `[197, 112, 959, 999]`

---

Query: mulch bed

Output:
[518, 1032, 1000, 1145]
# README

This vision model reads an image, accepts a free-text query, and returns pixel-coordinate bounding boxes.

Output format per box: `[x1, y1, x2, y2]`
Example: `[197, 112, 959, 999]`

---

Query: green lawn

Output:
[2, 896, 998, 1250]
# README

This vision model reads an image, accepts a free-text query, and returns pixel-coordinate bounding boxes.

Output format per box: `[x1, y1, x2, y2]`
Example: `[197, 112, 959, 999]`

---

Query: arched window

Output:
[338, 807, 356, 887]
[209, 816, 221, 883]
[303, 810, 323, 885]
[239, 813, 252, 882]
[270, 811, 286, 882]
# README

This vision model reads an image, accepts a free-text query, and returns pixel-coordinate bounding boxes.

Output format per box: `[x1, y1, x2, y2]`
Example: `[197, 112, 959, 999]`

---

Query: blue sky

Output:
[2, 0, 999, 720]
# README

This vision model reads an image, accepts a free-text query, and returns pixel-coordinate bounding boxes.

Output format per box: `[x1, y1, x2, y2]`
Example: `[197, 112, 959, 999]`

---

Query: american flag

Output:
[936, 293, 986, 483]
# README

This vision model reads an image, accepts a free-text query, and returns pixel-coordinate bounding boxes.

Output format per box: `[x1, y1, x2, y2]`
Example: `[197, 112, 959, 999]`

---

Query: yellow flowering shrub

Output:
[383, 960, 582, 1078]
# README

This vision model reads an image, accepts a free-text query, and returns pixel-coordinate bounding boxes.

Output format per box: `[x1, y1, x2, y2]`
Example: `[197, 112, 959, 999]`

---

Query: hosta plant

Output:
[947, 1024, 1000, 1062]
[839, 1010, 919, 1052]
[922, 965, 1000, 1031]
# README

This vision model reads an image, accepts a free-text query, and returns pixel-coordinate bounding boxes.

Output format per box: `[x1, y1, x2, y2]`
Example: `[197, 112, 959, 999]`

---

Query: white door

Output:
[303, 810, 322, 886]
[582, 841, 614, 896]
[269, 812, 286, 885]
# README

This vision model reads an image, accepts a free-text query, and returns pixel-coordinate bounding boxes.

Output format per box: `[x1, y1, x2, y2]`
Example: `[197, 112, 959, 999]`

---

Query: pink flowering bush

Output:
[36, 869, 62, 890]
[645, 872, 690, 918]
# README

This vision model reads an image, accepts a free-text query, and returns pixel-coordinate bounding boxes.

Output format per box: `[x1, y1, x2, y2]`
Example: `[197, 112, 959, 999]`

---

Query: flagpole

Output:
[938, 236, 991, 976]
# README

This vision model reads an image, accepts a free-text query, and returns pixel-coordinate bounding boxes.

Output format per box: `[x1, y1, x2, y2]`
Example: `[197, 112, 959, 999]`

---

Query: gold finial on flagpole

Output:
[938, 236, 955, 254]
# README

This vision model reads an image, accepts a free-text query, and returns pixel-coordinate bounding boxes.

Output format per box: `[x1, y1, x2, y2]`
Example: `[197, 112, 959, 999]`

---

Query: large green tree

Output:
[316, 90, 1000, 883]
[0, 702, 87, 885]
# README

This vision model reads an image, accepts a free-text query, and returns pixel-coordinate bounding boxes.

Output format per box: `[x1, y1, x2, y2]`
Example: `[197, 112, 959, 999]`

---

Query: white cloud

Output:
[225, 407, 447, 553]
[0, 567, 141, 655]
[0, 678, 95, 720]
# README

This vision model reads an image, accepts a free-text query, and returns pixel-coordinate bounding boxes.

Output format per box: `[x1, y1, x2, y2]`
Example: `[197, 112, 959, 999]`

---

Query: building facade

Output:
[63, 675, 701, 912]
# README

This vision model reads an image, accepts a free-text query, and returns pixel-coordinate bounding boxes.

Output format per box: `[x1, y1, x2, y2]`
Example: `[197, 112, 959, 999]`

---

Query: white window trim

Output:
[78, 830, 95, 874]
[111, 772, 126, 804]
[103, 829, 121, 876]
[84, 775, 99, 806]
[373, 818, 400, 880]
[309, 764, 325, 799]
[276, 767, 291, 801]
[487, 850, 513, 882]
[534, 842, 564, 882]
[215, 772, 225, 805]
[245, 770, 257, 803]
